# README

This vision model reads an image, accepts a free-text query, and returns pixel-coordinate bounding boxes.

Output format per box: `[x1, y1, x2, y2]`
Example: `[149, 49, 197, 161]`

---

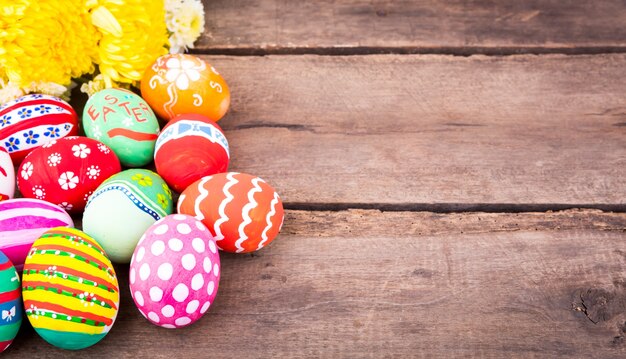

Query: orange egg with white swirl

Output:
[141, 54, 230, 122]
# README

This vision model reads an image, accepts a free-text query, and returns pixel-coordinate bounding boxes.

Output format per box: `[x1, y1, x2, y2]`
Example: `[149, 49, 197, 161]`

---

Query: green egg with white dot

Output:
[83, 88, 160, 167]
[82, 169, 173, 263]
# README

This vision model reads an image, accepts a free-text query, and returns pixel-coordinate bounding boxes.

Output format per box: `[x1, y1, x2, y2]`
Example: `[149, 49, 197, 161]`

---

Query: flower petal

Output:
[176, 75, 189, 90]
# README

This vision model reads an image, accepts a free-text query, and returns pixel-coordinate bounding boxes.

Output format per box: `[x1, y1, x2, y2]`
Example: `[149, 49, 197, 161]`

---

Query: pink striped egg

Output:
[0, 94, 78, 165]
[0, 147, 14, 201]
[129, 214, 220, 328]
[0, 198, 73, 270]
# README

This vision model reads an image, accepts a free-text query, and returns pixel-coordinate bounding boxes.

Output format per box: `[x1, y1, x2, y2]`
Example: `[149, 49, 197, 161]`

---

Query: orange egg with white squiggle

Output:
[140, 54, 230, 122]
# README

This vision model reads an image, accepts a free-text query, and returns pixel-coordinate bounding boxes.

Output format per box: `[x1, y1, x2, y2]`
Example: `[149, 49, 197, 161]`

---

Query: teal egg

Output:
[82, 169, 173, 263]
[83, 89, 159, 167]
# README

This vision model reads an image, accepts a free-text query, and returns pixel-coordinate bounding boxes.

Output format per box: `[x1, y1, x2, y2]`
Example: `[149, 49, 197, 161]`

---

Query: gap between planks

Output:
[190, 46, 626, 57]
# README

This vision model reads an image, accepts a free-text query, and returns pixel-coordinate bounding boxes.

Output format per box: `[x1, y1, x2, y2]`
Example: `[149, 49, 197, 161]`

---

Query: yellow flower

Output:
[131, 173, 153, 187]
[162, 183, 172, 199]
[165, 0, 205, 53]
[0, 0, 99, 93]
[88, 0, 169, 88]
[156, 193, 168, 209]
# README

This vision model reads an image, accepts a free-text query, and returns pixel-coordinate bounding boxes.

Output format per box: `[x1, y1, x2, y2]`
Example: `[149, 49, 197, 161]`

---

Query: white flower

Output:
[97, 143, 110, 154]
[21, 162, 33, 180]
[59, 202, 73, 211]
[84, 191, 93, 202]
[58, 171, 79, 190]
[72, 143, 91, 158]
[122, 117, 133, 127]
[87, 165, 100, 180]
[165, 0, 206, 54]
[0, 81, 25, 104]
[165, 56, 202, 90]
[47, 153, 62, 167]
[23, 82, 70, 101]
[92, 124, 102, 140]
[32, 185, 45, 199]
[42, 139, 57, 148]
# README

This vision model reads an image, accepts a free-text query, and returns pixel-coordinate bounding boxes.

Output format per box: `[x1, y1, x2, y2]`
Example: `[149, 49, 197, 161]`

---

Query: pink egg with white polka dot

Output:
[129, 214, 220, 328]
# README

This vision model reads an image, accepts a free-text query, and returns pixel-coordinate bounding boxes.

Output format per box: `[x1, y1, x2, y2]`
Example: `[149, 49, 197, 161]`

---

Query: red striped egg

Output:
[17, 136, 121, 214]
[0, 94, 78, 165]
[177, 172, 284, 253]
[154, 114, 229, 193]
[0, 147, 14, 201]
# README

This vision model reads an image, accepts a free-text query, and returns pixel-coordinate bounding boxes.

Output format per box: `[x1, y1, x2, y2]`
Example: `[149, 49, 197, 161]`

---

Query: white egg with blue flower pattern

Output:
[0, 94, 78, 165]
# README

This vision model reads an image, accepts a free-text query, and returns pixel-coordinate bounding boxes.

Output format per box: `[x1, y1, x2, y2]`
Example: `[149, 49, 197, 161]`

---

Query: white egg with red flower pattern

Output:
[129, 214, 220, 328]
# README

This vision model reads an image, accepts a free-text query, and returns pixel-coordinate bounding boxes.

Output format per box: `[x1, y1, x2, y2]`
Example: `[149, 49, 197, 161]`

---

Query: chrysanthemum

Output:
[0, 0, 99, 100]
[165, 0, 206, 54]
[89, 0, 169, 88]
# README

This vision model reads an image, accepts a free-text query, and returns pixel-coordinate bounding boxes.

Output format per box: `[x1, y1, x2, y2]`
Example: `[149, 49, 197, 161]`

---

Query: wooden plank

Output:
[198, 0, 626, 52]
[7, 210, 626, 357]
[202, 54, 626, 207]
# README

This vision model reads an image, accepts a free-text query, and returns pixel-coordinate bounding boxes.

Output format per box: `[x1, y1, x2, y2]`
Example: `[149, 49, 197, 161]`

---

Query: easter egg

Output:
[0, 94, 78, 164]
[177, 172, 284, 253]
[154, 114, 229, 192]
[83, 169, 173, 263]
[0, 198, 73, 271]
[0, 252, 21, 353]
[83, 88, 160, 167]
[129, 214, 220, 328]
[141, 54, 230, 122]
[17, 136, 121, 214]
[0, 147, 15, 201]
[22, 227, 119, 350]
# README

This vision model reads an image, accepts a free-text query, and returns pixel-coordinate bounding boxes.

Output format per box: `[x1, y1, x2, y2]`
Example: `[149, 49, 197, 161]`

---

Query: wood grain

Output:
[200, 54, 626, 207]
[198, 0, 626, 53]
[7, 210, 626, 358]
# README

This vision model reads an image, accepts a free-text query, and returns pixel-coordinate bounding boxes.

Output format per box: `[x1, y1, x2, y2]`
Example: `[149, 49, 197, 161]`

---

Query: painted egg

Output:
[177, 172, 284, 253]
[154, 114, 229, 193]
[22, 227, 119, 350]
[17, 136, 121, 214]
[0, 252, 21, 353]
[141, 54, 230, 122]
[0, 147, 15, 201]
[83, 88, 160, 167]
[0, 198, 73, 271]
[0, 94, 78, 165]
[83, 169, 173, 263]
[129, 214, 220, 328]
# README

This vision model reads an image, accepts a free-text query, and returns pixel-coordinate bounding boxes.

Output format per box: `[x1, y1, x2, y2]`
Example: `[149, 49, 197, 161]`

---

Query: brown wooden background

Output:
[6, 1, 626, 357]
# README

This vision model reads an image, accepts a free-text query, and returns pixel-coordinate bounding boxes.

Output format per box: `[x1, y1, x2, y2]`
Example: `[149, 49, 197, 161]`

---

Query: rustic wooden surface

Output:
[208, 54, 626, 208]
[198, 0, 626, 54]
[7, 210, 626, 358]
[5, 0, 626, 357]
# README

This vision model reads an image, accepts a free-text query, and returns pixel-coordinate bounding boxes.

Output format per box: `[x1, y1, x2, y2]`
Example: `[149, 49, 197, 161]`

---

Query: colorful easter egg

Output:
[154, 114, 229, 193]
[17, 136, 121, 214]
[129, 214, 220, 328]
[83, 88, 160, 167]
[0, 94, 78, 164]
[0, 199, 73, 271]
[177, 173, 284, 253]
[0, 147, 15, 201]
[22, 227, 119, 350]
[141, 54, 230, 122]
[0, 252, 21, 353]
[83, 169, 173, 263]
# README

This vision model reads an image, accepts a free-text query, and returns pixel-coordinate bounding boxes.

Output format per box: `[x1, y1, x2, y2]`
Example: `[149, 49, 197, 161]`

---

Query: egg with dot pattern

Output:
[22, 227, 119, 350]
[83, 169, 174, 263]
[129, 214, 220, 328]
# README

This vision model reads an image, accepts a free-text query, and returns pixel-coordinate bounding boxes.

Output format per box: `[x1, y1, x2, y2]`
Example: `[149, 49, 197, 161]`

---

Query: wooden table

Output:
[7, 1, 626, 357]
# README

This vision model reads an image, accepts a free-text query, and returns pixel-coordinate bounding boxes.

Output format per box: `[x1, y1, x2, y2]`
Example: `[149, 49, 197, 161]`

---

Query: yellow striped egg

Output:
[22, 227, 119, 350]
